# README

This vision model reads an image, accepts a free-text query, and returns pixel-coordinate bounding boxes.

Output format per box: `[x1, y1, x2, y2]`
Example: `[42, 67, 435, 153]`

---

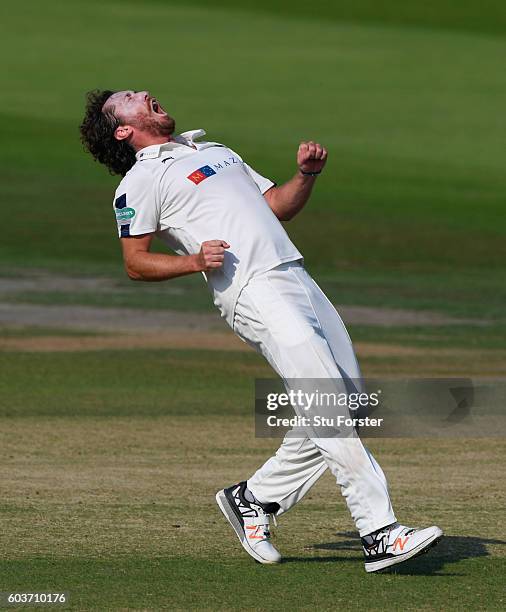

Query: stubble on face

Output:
[132, 110, 175, 138]
[103, 91, 176, 140]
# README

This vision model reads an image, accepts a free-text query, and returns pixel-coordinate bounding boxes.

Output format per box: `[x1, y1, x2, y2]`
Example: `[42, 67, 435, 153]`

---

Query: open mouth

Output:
[150, 98, 166, 116]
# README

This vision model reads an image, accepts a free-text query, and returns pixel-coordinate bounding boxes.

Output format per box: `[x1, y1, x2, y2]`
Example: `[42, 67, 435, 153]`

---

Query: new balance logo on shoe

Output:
[393, 536, 409, 551]
[362, 523, 443, 572]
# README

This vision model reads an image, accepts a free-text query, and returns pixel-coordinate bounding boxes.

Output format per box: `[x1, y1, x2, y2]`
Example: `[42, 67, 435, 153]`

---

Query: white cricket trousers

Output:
[232, 261, 396, 536]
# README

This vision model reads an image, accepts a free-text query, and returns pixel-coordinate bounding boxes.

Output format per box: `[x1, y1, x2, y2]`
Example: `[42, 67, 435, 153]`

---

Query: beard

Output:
[133, 111, 175, 138]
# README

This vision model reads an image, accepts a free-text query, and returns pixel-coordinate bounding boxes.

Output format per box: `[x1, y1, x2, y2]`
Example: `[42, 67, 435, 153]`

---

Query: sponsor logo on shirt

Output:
[187, 165, 217, 185]
[115, 207, 136, 221]
[211, 156, 240, 171]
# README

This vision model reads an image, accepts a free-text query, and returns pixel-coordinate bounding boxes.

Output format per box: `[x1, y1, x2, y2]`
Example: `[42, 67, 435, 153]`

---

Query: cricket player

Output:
[80, 89, 442, 572]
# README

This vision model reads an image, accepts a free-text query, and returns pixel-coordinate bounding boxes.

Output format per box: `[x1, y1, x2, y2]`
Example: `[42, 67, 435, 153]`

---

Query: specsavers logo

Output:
[115, 207, 136, 221]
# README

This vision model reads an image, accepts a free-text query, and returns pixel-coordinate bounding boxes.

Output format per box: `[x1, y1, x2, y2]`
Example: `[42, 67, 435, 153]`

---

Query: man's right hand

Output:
[196, 240, 230, 271]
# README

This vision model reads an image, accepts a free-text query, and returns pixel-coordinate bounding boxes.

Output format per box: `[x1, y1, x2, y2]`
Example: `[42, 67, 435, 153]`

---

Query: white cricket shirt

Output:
[112, 129, 303, 325]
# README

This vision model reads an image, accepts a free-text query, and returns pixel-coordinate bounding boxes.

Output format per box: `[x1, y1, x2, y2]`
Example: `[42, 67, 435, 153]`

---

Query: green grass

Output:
[2, 2, 506, 608]
[1, 556, 504, 611]
[0, 326, 105, 338]
[181, 0, 506, 37]
[349, 324, 506, 351]
[316, 269, 506, 321]
[0, 274, 216, 314]
[0, 349, 268, 418]
[1, 0, 505, 320]
[1, 265, 505, 320]
[0, 348, 504, 610]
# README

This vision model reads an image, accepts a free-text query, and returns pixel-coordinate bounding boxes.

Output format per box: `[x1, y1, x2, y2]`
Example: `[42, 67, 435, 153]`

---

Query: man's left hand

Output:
[297, 141, 328, 175]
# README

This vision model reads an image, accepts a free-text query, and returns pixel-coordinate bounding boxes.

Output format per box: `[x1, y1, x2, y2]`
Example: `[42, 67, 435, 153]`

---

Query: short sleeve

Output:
[112, 170, 159, 238]
[243, 163, 276, 195]
[225, 146, 276, 195]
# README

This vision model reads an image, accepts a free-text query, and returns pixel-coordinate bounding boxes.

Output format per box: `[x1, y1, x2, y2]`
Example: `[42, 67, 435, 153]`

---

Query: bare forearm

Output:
[122, 238, 230, 282]
[266, 140, 327, 221]
[267, 171, 317, 221]
[125, 251, 201, 281]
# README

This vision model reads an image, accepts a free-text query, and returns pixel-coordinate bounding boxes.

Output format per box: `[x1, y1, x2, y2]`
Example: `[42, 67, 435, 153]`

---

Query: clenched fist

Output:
[297, 141, 328, 175]
[196, 240, 230, 271]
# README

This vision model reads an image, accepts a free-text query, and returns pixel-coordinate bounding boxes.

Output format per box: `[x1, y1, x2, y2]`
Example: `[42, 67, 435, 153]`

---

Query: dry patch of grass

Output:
[1, 417, 504, 563]
[1, 332, 504, 377]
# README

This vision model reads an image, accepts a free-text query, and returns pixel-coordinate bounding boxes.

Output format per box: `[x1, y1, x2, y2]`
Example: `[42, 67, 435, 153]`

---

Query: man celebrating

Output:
[80, 89, 442, 572]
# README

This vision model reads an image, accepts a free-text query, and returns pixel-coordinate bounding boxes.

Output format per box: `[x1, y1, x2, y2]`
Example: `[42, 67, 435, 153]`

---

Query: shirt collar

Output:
[135, 129, 206, 161]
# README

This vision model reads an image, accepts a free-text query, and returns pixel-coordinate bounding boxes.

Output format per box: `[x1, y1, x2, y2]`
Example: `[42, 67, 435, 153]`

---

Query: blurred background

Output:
[0, 1, 505, 608]
[1, 0, 505, 319]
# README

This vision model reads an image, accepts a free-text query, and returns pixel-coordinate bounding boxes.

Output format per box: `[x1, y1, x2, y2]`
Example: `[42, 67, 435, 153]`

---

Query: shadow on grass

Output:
[284, 533, 505, 575]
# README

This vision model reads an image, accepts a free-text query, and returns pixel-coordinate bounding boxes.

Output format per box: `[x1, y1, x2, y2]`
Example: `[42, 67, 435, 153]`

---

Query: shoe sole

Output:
[215, 490, 280, 565]
[365, 527, 443, 573]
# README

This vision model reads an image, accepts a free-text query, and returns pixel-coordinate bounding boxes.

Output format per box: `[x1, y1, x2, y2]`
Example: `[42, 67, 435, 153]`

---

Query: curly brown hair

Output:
[79, 89, 136, 176]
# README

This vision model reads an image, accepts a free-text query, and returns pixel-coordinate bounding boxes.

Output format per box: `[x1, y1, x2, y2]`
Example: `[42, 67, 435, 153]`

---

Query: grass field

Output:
[0, 348, 505, 610]
[1, 1, 505, 280]
[2, 0, 505, 318]
[1, 0, 505, 609]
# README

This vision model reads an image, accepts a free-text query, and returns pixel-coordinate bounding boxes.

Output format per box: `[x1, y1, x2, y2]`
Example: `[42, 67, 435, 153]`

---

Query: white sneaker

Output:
[216, 481, 282, 564]
[362, 522, 443, 572]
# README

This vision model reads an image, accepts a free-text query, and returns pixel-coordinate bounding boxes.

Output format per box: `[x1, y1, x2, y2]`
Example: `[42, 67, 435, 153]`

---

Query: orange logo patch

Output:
[393, 536, 409, 551]
[246, 525, 263, 540]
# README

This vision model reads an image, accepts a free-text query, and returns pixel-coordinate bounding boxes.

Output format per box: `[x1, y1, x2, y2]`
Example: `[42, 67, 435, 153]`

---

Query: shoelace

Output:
[263, 514, 278, 538]
[378, 523, 417, 541]
[246, 512, 278, 541]
[234, 485, 279, 540]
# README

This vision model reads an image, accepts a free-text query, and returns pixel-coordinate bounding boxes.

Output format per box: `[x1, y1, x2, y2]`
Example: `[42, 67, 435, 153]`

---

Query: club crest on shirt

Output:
[187, 165, 217, 185]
